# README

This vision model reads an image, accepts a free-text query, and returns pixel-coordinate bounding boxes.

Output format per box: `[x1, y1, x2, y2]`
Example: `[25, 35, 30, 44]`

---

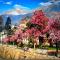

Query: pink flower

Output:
[3, 37, 9, 43]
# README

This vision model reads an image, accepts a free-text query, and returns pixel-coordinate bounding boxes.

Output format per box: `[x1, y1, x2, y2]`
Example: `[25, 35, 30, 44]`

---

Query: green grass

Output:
[47, 46, 60, 50]
[38, 45, 60, 50]
[48, 47, 56, 50]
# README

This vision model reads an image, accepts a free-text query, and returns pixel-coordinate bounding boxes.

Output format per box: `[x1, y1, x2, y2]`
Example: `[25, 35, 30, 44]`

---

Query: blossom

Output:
[26, 10, 49, 38]
[3, 37, 10, 43]
[49, 17, 60, 43]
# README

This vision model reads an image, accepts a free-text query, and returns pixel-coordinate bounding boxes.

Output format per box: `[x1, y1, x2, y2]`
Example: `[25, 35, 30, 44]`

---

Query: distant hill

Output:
[2, 13, 33, 25]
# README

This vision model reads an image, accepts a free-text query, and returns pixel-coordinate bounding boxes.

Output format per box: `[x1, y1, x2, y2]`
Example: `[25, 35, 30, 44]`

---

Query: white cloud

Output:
[5, 2, 12, 5]
[40, 2, 52, 6]
[14, 4, 30, 10]
[2, 1, 12, 5]
[5, 4, 32, 15]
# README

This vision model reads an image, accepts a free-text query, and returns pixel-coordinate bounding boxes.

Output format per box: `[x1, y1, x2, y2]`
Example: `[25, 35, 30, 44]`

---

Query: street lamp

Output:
[0, 31, 4, 45]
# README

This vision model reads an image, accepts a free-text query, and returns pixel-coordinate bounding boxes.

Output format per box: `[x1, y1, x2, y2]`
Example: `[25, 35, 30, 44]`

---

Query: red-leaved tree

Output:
[26, 10, 49, 38]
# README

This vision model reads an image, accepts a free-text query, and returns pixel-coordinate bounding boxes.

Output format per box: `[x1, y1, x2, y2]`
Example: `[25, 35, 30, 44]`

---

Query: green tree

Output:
[5, 17, 13, 36]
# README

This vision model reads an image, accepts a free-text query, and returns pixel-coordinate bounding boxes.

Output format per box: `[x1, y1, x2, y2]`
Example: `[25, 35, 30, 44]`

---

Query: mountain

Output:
[1, 7, 33, 25]
[36, 1, 60, 17]
[2, 13, 33, 25]
[45, 2, 60, 13]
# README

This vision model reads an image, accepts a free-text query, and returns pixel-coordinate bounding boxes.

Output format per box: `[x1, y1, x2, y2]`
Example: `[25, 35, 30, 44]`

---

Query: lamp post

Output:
[0, 32, 4, 45]
[0, 33, 1, 44]
[1, 34, 3, 44]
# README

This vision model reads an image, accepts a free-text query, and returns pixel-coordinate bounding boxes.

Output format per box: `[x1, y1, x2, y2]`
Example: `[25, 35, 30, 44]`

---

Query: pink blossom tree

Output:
[49, 17, 60, 43]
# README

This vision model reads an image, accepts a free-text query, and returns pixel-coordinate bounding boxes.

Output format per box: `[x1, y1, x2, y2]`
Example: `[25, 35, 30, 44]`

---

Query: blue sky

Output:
[0, 0, 51, 14]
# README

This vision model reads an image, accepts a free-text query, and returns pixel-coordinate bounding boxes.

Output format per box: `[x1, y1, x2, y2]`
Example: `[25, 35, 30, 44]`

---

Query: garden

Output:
[0, 10, 60, 60]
